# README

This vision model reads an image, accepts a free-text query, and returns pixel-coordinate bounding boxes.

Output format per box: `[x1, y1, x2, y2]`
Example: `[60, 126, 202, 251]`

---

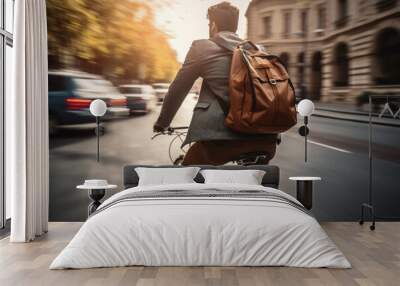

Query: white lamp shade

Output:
[90, 99, 107, 117]
[298, 99, 315, 117]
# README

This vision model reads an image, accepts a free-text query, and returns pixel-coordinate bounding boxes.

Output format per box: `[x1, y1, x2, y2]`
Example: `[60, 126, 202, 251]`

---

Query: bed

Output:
[50, 165, 350, 269]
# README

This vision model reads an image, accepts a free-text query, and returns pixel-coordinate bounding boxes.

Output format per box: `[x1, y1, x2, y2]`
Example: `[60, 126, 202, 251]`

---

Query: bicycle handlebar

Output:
[152, 126, 282, 146]
[167, 126, 189, 131]
[151, 126, 189, 140]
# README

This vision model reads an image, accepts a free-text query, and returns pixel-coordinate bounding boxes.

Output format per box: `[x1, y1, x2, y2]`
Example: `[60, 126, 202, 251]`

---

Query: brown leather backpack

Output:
[225, 41, 297, 134]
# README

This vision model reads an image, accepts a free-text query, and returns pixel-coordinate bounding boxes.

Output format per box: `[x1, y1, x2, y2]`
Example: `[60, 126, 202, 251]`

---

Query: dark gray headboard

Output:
[123, 165, 280, 189]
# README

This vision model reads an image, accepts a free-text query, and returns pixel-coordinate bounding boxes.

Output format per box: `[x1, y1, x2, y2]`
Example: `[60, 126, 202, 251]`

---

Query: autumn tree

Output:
[47, 0, 179, 83]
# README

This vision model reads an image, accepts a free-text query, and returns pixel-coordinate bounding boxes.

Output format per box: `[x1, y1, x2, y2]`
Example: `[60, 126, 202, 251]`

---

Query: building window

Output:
[282, 12, 291, 39]
[373, 28, 400, 85]
[263, 16, 272, 38]
[279, 52, 290, 70]
[333, 42, 349, 87]
[376, 0, 398, 12]
[301, 10, 308, 37]
[311, 51, 323, 100]
[317, 4, 326, 30]
[297, 52, 306, 99]
[1, 0, 15, 229]
[336, 0, 348, 28]
[359, 0, 367, 16]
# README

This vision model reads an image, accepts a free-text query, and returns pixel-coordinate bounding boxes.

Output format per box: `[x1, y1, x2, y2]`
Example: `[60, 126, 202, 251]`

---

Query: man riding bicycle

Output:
[154, 2, 277, 165]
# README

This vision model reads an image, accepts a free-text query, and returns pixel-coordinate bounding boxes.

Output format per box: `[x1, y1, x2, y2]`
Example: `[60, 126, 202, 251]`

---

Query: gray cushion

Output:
[123, 165, 279, 189]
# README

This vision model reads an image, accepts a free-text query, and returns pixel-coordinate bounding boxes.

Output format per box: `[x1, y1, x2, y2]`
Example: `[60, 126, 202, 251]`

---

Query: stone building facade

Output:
[246, 0, 400, 102]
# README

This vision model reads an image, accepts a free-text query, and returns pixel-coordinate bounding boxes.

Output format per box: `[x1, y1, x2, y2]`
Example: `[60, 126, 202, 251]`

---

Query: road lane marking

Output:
[308, 140, 352, 154]
[285, 132, 352, 154]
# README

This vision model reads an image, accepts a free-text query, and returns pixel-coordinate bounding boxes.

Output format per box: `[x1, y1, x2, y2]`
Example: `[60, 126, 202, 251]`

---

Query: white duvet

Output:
[50, 183, 351, 269]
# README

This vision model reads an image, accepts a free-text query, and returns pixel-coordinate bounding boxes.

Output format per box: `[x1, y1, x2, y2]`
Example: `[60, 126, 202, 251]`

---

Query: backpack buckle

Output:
[270, 79, 277, 85]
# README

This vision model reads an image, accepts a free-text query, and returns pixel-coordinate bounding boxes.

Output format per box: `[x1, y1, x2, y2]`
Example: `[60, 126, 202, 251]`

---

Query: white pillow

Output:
[135, 167, 200, 186]
[200, 169, 266, 185]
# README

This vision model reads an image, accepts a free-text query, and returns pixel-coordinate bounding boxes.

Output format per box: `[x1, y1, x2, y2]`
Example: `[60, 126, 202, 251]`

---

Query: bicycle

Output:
[152, 126, 281, 166]
[151, 126, 190, 165]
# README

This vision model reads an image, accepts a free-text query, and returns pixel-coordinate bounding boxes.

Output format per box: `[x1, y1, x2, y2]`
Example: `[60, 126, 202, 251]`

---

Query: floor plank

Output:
[0, 222, 399, 286]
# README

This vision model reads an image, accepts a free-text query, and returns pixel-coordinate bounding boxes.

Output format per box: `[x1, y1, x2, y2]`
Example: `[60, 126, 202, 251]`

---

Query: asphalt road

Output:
[49, 96, 400, 222]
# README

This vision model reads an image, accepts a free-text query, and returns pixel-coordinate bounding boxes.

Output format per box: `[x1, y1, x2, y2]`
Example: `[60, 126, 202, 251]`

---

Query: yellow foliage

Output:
[47, 0, 179, 83]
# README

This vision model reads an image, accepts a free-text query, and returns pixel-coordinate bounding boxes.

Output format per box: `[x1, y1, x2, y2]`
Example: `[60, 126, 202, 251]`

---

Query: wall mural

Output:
[47, 0, 400, 222]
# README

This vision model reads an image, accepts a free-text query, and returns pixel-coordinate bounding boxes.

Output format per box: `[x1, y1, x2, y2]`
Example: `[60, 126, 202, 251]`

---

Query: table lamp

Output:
[298, 99, 315, 162]
[89, 99, 107, 162]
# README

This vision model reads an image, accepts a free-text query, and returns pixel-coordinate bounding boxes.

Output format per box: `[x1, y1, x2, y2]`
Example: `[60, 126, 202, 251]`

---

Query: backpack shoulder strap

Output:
[210, 37, 260, 53]
[237, 40, 260, 51]
[209, 37, 234, 53]
[207, 37, 233, 115]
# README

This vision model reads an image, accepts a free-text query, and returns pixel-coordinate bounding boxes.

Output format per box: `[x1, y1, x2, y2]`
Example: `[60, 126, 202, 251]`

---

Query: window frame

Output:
[300, 9, 308, 37]
[317, 4, 327, 30]
[336, 0, 349, 28]
[333, 42, 350, 87]
[1, 0, 14, 230]
[262, 15, 272, 38]
[282, 10, 291, 39]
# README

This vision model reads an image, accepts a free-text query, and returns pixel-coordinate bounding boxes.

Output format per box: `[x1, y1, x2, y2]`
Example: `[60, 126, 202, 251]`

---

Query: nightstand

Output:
[77, 180, 117, 216]
[289, 177, 321, 210]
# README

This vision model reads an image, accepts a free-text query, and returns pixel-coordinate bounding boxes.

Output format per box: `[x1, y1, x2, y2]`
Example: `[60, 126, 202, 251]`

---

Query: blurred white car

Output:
[119, 84, 156, 114]
[152, 83, 170, 103]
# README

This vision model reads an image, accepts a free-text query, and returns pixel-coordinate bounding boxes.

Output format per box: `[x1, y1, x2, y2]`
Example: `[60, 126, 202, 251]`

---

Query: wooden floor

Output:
[0, 222, 399, 286]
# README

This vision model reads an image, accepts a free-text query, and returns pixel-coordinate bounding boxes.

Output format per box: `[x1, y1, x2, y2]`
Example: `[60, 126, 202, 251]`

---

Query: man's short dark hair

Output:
[207, 2, 239, 33]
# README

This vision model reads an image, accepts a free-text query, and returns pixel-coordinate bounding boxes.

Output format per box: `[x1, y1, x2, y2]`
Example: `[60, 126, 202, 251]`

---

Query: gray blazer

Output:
[156, 31, 276, 146]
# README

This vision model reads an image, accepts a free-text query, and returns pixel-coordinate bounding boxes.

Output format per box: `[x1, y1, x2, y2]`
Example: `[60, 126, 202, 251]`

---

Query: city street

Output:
[50, 96, 400, 222]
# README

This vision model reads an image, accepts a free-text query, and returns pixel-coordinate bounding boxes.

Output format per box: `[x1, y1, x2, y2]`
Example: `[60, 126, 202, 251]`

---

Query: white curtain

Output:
[9, 0, 49, 242]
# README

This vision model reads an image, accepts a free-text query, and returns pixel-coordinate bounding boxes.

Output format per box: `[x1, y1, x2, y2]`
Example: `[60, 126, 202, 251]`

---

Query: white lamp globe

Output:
[298, 99, 315, 117]
[90, 99, 107, 117]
